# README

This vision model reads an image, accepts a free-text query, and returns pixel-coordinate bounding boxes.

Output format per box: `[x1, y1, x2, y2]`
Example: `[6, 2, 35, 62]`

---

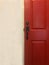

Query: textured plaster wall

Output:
[0, 0, 24, 65]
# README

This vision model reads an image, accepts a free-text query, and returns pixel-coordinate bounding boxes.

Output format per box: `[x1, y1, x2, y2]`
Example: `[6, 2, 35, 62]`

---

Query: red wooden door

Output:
[24, 0, 49, 65]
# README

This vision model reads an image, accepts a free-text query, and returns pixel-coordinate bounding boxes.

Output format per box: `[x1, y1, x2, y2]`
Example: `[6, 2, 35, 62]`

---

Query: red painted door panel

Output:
[24, 0, 49, 65]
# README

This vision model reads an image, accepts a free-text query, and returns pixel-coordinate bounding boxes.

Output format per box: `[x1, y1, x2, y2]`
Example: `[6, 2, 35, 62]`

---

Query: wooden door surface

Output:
[24, 0, 49, 65]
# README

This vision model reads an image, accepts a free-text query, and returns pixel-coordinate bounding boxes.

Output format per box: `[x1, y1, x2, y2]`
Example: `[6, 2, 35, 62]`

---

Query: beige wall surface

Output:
[0, 0, 24, 65]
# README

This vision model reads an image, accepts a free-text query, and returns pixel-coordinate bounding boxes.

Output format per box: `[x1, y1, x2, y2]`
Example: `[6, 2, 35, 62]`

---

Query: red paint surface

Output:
[24, 0, 49, 65]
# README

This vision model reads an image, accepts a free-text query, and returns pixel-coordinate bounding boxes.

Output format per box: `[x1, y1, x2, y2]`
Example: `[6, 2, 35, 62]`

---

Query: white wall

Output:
[0, 0, 24, 65]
